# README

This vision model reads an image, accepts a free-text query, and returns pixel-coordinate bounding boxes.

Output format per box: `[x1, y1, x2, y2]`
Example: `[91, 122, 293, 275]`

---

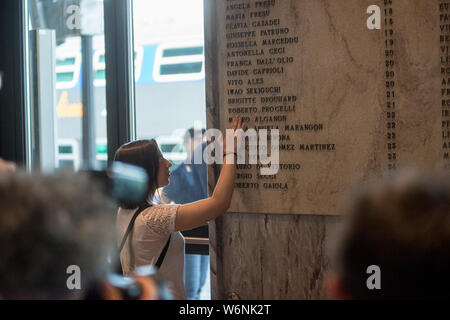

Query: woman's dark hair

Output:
[114, 139, 160, 209]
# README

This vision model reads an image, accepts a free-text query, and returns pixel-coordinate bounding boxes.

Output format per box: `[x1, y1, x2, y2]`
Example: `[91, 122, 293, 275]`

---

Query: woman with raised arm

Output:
[115, 116, 245, 299]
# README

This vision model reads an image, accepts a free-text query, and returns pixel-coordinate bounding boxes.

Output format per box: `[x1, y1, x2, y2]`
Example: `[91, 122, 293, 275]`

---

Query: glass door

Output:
[27, 0, 108, 171]
[132, 0, 209, 300]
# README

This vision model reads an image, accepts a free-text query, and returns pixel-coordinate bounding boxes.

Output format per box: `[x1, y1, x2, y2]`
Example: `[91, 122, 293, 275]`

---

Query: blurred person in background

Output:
[162, 127, 209, 300]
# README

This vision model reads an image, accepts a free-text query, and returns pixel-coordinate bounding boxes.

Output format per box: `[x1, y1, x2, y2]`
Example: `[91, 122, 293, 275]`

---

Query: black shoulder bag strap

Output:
[119, 207, 171, 270]
[119, 207, 145, 254]
[155, 234, 171, 269]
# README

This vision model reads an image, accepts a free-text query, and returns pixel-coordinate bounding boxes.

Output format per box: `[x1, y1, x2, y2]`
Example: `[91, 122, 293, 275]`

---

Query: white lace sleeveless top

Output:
[116, 204, 185, 299]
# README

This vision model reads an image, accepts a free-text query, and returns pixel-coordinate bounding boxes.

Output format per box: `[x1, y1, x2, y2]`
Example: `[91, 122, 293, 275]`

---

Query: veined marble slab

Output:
[209, 0, 446, 215]
[205, 0, 449, 299]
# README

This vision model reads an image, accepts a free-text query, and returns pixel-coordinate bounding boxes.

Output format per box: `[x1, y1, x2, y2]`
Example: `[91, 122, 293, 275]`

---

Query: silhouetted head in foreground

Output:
[326, 170, 450, 299]
[0, 172, 116, 299]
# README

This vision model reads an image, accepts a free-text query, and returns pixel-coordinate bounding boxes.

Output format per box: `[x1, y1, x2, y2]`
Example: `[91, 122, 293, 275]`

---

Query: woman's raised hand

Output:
[175, 115, 247, 232]
[223, 115, 247, 155]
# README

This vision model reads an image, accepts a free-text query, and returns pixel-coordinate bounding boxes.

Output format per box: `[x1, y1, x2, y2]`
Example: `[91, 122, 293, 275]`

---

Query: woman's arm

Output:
[174, 116, 245, 232]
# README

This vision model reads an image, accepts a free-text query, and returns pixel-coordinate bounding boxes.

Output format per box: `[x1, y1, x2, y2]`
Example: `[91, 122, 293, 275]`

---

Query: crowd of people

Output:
[0, 114, 450, 299]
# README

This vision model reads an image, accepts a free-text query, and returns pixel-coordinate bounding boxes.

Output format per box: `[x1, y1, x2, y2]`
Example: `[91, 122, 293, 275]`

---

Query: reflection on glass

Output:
[27, 0, 108, 171]
[133, 0, 206, 166]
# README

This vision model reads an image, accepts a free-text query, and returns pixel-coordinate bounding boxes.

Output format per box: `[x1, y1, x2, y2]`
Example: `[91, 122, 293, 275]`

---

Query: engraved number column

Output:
[384, 0, 397, 171]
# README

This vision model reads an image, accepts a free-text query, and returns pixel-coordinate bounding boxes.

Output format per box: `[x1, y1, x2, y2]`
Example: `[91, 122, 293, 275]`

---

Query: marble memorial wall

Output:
[205, 0, 450, 299]
[210, 0, 449, 216]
